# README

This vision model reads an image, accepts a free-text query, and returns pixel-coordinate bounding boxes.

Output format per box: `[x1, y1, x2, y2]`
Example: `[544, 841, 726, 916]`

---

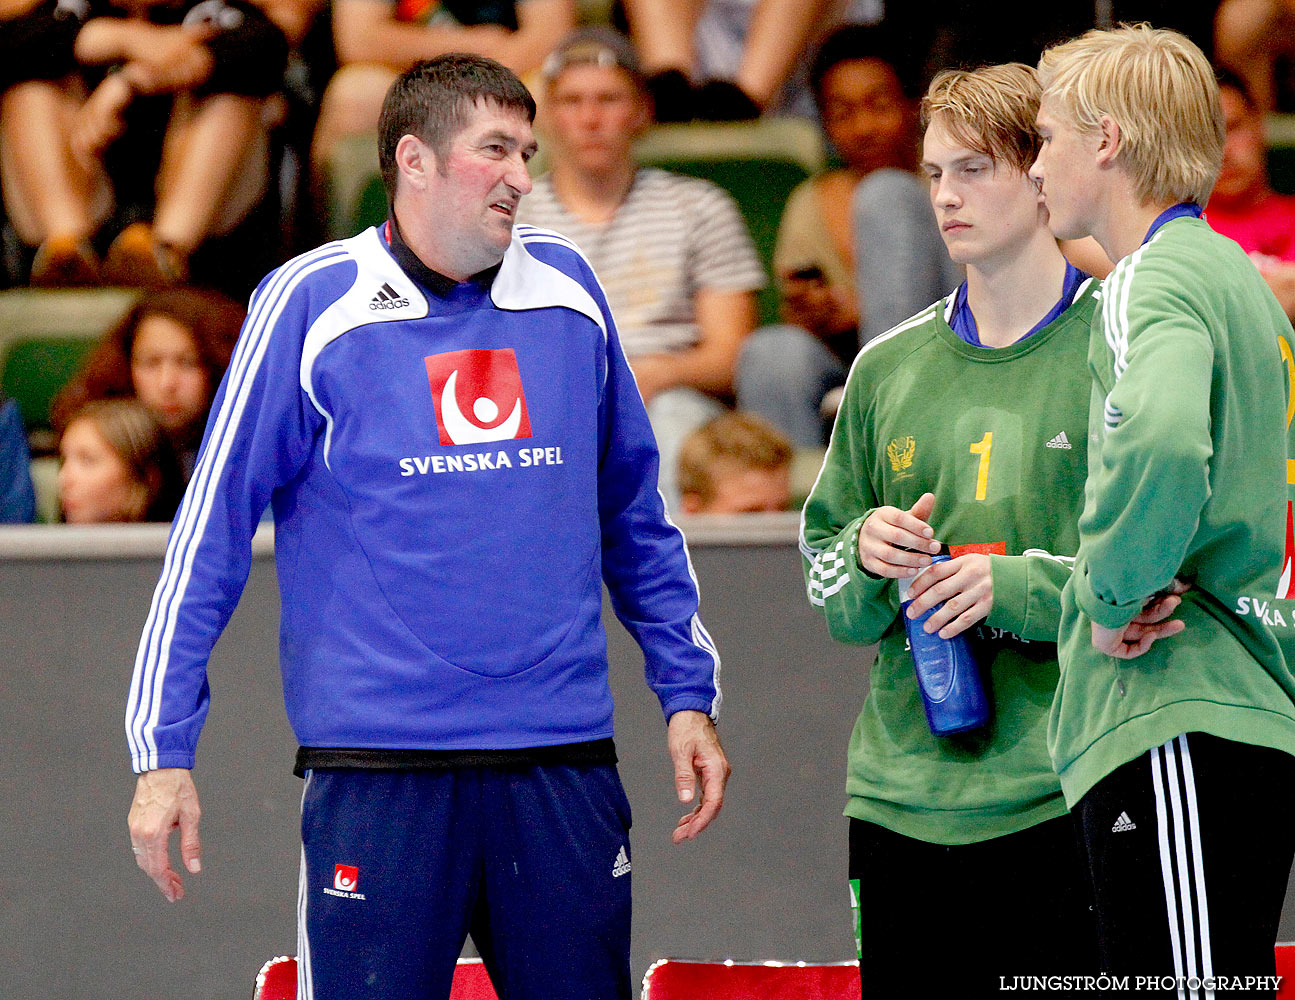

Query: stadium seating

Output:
[1277, 941, 1295, 997]
[0, 288, 139, 450]
[633, 119, 827, 325]
[253, 955, 499, 999]
[1268, 114, 1295, 195]
[639, 958, 861, 999]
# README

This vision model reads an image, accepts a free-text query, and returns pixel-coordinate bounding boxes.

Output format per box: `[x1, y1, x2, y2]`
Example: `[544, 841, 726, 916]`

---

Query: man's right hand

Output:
[857, 492, 940, 578]
[128, 768, 202, 902]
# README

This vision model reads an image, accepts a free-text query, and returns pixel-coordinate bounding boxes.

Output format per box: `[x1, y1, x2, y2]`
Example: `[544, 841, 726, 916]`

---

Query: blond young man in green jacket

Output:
[1033, 25, 1295, 991]
[802, 64, 1100, 996]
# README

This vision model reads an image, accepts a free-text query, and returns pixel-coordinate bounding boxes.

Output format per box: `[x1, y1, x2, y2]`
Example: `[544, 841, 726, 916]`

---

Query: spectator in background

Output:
[0, 393, 36, 523]
[1207, 69, 1295, 320]
[311, 0, 575, 177]
[1216, 0, 1295, 112]
[0, 0, 288, 288]
[737, 24, 958, 446]
[58, 399, 184, 522]
[518, 28, 765, 508]
[622, 0, 880, 121]
[677, 411, 791, 514]
[53, 288, 243, 477]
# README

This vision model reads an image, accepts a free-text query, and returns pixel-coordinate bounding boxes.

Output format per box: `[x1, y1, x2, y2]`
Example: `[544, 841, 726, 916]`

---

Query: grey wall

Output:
[5, 537, 1295, 999]
[0, 539, 868, 999]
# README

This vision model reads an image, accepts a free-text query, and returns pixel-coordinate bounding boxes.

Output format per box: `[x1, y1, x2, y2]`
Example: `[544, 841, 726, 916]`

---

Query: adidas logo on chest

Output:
[369, 282, 410, 310]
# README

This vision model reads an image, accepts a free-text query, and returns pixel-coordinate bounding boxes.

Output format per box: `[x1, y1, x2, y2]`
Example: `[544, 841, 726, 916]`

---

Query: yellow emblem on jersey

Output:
[887, 436, 916, 473]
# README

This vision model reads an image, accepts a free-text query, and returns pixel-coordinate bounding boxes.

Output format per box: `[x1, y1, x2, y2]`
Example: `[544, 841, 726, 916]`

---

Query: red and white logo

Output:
[424, 348, 532, 446]
[333, 864, 359, 892]
[1278, 501, 1295, 599]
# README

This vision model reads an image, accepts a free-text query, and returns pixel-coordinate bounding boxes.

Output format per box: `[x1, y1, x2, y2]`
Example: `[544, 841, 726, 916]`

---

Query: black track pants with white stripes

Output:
[1073, 733, 1295, 997]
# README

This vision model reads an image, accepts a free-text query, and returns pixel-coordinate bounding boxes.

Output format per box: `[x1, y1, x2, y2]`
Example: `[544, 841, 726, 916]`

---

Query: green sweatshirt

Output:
[1050, 217, 1295, 806]
[801, 281, 1098, 844]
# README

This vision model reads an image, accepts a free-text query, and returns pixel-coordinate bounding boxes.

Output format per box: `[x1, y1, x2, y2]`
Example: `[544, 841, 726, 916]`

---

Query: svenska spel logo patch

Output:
[333, 864, 359, 892]
[424, 348, 532, 446]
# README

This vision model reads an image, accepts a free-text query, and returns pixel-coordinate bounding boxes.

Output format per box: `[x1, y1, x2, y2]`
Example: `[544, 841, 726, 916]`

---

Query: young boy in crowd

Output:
[801, 63, 1099, 996]
[677, 411, 791, 515]
[1032, 24, 1295, 987]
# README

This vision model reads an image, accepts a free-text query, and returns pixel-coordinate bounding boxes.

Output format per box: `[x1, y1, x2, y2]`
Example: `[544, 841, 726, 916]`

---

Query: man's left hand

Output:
[1091, 582, 1188, 659]
[902, 553, 992, 639]
[666, 710, 730, 844]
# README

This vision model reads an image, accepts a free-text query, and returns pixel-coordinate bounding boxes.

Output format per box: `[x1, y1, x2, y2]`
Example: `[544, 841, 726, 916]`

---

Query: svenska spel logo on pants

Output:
[424, 348, 533, 446]
[333, 864, 359, 892]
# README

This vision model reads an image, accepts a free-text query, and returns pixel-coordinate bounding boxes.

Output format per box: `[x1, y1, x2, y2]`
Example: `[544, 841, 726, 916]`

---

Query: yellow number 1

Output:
[969, 432, 993, 501]
[1280, 335, 1295, 485]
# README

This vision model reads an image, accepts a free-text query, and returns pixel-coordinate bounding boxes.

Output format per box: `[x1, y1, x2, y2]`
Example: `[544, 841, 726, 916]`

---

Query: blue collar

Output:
[949, 261, 1088, 348]
[1142, 202, 1203, 245]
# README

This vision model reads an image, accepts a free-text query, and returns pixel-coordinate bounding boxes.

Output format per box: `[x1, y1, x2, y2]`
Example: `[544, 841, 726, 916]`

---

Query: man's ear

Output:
[395, 134, 435, 190]
[680, 492, 703, 514]
[1095, 114, 1122, 167]
[628, 95, 653, 139]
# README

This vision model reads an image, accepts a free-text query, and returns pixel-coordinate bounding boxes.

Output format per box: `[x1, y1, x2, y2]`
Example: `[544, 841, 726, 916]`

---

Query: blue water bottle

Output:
[899, 554, 990, 736]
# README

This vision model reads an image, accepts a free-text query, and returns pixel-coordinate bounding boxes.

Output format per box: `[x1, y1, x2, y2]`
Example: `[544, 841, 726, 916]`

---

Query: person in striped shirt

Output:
[518, 27, 766, 508]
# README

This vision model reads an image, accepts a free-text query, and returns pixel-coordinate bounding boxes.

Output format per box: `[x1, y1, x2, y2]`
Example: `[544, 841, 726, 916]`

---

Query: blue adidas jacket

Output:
[125, 225, 721, 772]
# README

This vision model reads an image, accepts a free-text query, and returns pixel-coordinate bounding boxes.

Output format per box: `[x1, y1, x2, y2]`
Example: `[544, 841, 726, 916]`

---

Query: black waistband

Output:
[294, 738, 618, 777]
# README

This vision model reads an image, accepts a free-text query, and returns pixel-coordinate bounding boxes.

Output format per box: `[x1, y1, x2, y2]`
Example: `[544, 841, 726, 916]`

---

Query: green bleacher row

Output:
[4, 114, 1295, 484]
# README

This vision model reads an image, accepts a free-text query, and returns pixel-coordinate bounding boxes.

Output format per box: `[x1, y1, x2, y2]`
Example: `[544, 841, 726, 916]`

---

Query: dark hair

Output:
[809, 24, 923, 108]
[1214, 66, 1256, 110]
[51, 287, 243, 445]
[61, 399, 186, 522]
[378, 53, 537, 197]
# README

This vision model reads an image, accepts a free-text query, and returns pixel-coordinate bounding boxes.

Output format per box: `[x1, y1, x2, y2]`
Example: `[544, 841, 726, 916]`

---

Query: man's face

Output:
[1213, 86, 1267, 204]
[819, 59, 914, 174]
[922, 120, 1043, 267]
[1029, 98, 1100, 241]
[420, 101, 537, 276]
[546, 64, 648, 175]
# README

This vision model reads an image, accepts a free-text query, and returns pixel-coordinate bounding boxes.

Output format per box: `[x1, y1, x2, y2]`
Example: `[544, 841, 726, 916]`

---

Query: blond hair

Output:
[1037, 24, 1224, 205]
[921, 63, 1042, 174]
[678, 412, 792, 507]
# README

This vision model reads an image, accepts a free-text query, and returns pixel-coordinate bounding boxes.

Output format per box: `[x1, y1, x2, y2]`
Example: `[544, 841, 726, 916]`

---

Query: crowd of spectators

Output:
[518, 26, 765, 508]
[51, 287, 244, 477]
[0, 0, 1291, 524]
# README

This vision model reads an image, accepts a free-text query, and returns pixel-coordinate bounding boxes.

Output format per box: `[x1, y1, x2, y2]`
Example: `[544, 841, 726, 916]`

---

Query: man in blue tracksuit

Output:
[124, 55, 730, 1000]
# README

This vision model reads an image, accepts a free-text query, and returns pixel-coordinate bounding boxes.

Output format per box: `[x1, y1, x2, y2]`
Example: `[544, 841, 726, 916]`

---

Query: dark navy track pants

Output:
[296, 765, 634, 1000]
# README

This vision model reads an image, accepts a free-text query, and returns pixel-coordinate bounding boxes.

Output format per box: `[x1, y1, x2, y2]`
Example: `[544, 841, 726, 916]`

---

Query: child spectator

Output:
[0, 392, 36, 523]
[737, 24, 958, 446]
[310, 0, 575, 177]
[1207, 69, 1295, 319]
[518, 27, 765, 508]
[57, 398, 185, 522]
[677, 411, 791, 514]
[0, 0, 288, 289]
[52, 288, 243, 476]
